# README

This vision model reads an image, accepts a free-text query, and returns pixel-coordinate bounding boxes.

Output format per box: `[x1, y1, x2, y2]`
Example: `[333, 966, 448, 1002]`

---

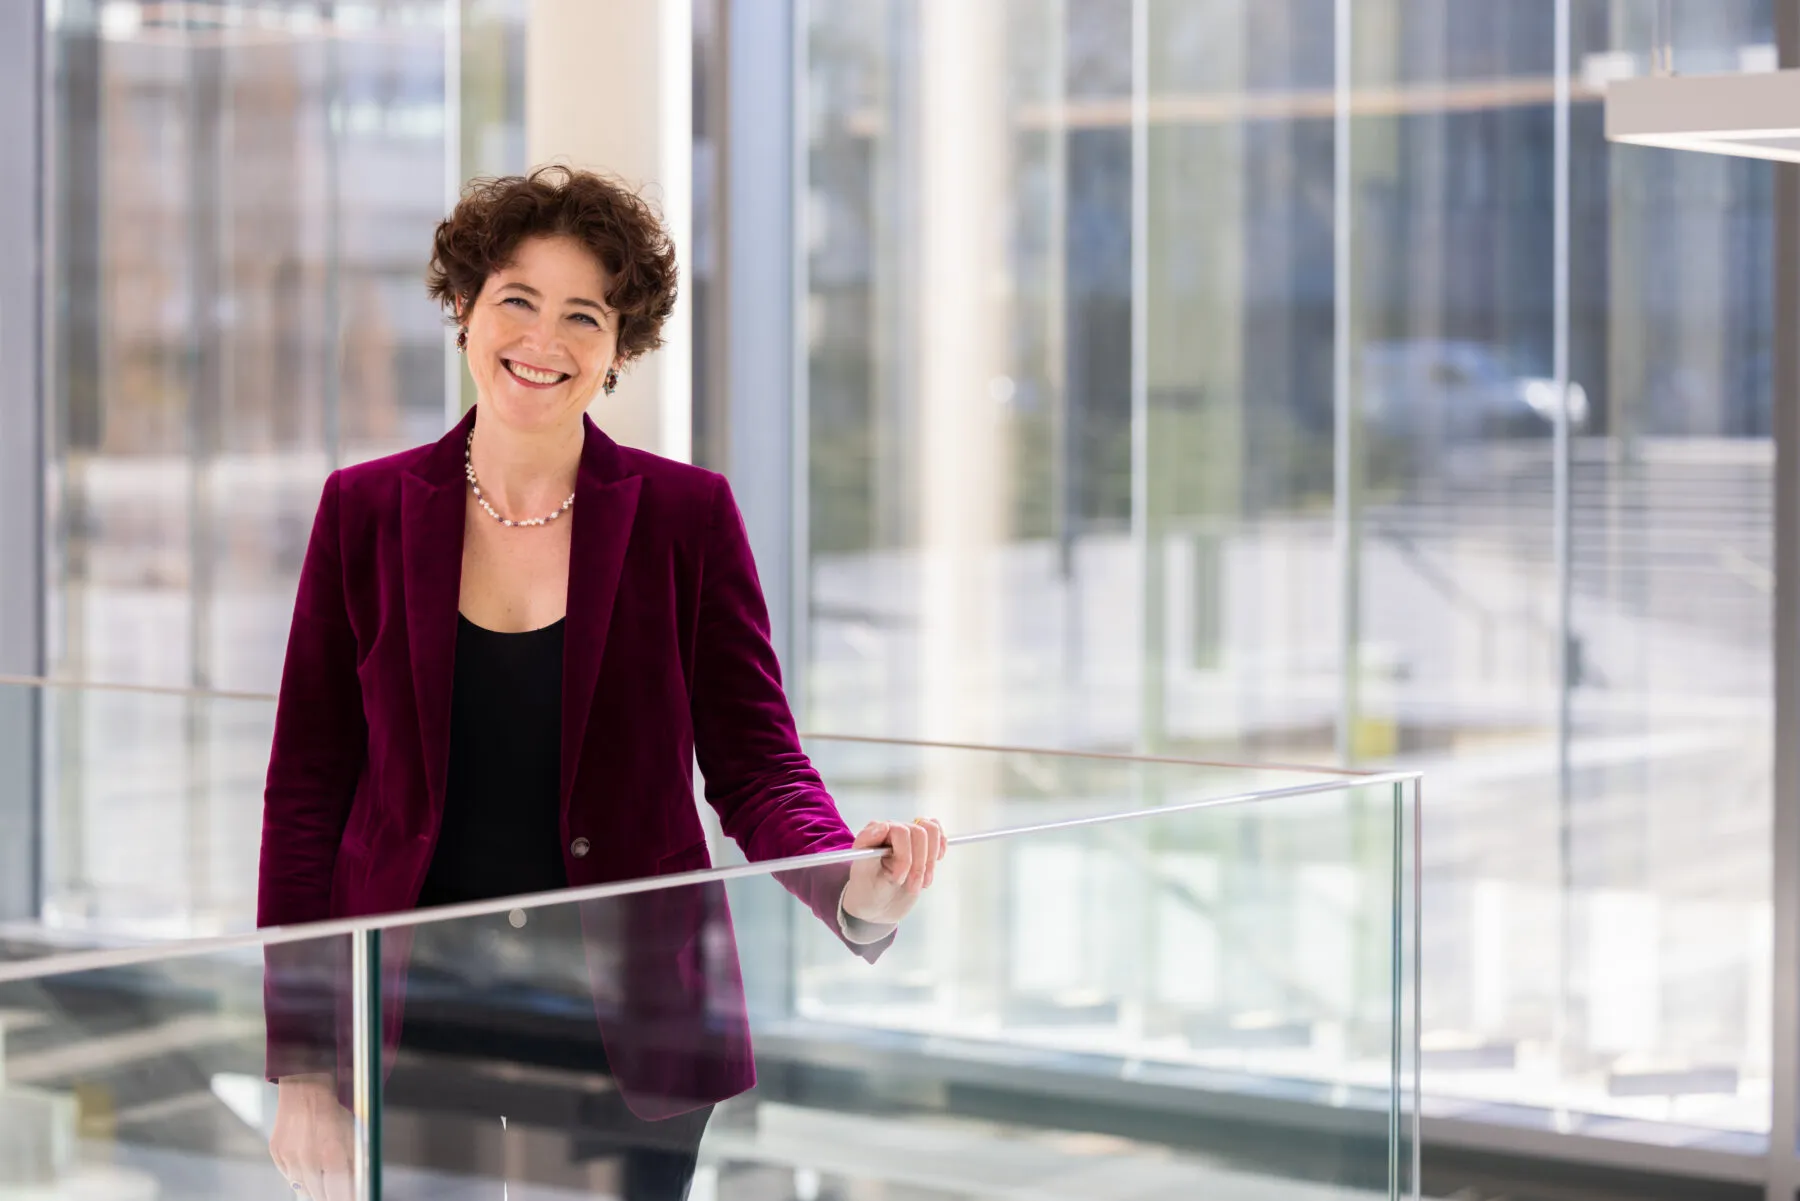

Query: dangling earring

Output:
[455, 326, 469, 354]
[603, 367, 619, 395]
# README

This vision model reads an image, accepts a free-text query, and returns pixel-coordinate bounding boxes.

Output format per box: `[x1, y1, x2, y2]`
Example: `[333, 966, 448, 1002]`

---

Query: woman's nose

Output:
[517, 311, 562, 350]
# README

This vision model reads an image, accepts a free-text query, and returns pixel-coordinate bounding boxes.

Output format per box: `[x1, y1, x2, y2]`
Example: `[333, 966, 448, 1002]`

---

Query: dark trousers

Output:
[385, 910, 713, 1200]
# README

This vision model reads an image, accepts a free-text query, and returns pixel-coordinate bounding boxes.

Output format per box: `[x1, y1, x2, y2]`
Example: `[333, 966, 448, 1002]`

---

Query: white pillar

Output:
[917, 0, 1010, 750]
[914, 0, 1013, 1022]
[525, 0, 692, 461]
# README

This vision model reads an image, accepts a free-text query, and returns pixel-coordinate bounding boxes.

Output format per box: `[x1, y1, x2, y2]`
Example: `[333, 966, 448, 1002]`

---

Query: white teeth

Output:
[508, 361, 564, 385]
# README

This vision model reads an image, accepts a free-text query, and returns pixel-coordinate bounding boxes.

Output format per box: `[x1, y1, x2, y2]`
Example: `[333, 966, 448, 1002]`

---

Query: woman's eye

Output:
[572, 313, 600, 327]
[502, 296, 532, 310]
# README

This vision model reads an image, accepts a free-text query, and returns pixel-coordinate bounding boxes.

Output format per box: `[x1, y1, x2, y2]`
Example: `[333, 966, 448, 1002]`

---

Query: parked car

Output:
[1360, 339, 1588, 443]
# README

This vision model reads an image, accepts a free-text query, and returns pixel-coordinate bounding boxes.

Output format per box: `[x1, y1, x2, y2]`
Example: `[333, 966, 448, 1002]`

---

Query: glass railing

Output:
[17, 666, 1777, 1160]
[1, 677, 1358, 943]
[1, 677, 280, 940]
[0, 747, 1421, 1199]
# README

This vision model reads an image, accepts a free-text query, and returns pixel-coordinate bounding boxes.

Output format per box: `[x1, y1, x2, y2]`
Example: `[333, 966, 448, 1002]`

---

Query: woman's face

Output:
[460, 234, 621, 434]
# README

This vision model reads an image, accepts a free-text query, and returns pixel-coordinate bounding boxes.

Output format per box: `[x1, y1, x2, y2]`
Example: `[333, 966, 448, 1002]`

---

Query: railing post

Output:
[350, 928, 383, 1201]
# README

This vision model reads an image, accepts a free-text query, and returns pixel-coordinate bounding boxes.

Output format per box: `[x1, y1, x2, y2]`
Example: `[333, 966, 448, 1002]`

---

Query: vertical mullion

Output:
[1551, 0, 1577, 1110]
[1552, 0, 1572, 819]
[786, 0, 807, 716]
[443, 0, 463, 425]
[1129, 0, 1150, 754]
[719, 0, 801, 1021]
[0, 0, 45, 921]
[1332, 0, 1355, 767]
[323, 0, 343, 467]
[783, 0, 807, 1025]
[1769, 10, 1800, 1201]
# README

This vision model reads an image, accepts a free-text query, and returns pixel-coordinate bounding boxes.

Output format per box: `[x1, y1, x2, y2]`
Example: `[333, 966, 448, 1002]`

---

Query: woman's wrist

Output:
[837, 884, 897, 944]
[278, 1072, 335, 1090]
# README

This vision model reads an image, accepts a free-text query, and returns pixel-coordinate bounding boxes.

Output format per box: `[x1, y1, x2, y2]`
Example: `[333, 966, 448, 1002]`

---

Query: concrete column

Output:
[914, 0, 1013, 1021]
[526, 0, 692, 461]
[916, 0, 1011, 750]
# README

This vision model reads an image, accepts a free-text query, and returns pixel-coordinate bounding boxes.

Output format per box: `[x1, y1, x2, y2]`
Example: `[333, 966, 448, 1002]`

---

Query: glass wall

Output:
[1563, 0, 1772, 1139]
[44, 0, 459, 693]
[39, 1, 463, 924]
[798, 0, 1775, 1145]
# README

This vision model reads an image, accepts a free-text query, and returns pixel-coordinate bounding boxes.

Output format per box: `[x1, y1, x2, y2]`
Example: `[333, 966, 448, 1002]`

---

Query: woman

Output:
[259, 165, 945, 1201]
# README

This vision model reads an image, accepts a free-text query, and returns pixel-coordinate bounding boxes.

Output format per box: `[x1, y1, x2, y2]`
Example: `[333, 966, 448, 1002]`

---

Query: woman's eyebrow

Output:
[498, 281, 609, 314]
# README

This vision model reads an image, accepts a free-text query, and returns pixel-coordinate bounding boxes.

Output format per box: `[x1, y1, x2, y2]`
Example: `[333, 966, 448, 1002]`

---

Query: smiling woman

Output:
[257, 163, 948, 1201]
[429, 165, 678, 365]
[457, 236, 620, 429]
[428, 168, 679, 449]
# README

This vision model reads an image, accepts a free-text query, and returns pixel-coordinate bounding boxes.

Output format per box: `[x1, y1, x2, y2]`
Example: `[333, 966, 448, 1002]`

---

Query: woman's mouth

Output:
[503, 359, 571, 388]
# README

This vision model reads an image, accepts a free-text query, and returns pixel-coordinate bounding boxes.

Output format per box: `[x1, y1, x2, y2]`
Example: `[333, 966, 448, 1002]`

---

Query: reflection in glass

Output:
[372, 794, 1409, 1196]
[0, 931, 359, 1199]
[0, 734, 1414, 1197]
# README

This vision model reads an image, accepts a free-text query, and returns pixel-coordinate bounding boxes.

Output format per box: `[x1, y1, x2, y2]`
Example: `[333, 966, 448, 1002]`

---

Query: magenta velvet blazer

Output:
[257, 405, 886, 1119]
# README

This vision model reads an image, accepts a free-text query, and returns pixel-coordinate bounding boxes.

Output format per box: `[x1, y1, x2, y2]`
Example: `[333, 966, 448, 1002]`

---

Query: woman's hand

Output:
[269, 1074, 357, 1201]
[841, 818, 947, 927]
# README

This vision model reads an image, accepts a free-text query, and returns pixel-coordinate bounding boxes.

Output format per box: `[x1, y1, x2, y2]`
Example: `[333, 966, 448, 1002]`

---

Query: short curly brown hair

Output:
[427, 165, 679, 363]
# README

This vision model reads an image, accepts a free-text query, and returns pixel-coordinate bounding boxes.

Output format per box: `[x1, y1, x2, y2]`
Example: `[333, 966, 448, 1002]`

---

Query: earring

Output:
[455, 326, 468, 353]
[603, 367, 619, 395]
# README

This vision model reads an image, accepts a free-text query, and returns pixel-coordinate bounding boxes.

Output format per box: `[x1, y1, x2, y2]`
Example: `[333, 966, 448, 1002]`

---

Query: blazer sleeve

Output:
[258, 470, 369, 1078]
[690, 474, 894, 962]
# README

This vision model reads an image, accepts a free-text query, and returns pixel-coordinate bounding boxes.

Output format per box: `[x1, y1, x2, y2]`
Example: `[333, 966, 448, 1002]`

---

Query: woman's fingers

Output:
[270, 1120, 299, 1192]
[322, 1160, 356, 1201]
[319, 1120, 357, 1201]
[907, 821, 930, 890]
[852, 817, 946, 915]
[884, 820, 913, 884]
[269, 1082, 360, 1201]
[914, 818, 946, 885]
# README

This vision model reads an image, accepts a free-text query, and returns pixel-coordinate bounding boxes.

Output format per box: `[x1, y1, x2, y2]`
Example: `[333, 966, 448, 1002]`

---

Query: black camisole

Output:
[398, 613, 640, 1104]
[417, 613, 570, 907]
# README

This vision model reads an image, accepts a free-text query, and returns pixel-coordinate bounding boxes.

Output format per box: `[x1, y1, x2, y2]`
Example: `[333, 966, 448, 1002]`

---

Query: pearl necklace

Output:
[464, 431, 574, 528]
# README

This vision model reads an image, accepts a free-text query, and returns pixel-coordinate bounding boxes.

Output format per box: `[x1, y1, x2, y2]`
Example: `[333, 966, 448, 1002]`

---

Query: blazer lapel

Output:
[402, 407, 476, 821]
[561, 415, 642, 813]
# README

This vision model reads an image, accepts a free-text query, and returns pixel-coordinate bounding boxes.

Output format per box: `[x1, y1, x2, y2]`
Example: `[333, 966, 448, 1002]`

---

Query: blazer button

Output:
[570, 836, 591, 859]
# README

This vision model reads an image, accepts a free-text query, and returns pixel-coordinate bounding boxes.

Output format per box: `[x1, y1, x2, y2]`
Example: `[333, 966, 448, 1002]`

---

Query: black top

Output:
[417, 613, 571, 907]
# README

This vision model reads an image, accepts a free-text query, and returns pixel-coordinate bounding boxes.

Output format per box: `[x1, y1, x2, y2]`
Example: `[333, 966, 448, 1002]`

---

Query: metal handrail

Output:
[0, 770, 1418, 986]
